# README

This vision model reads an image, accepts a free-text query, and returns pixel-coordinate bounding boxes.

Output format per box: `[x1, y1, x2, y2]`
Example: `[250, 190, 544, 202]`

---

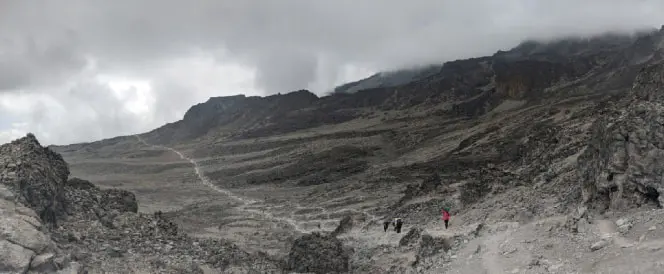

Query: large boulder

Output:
[286, 232, 351, 274]
[0, 185, 64, 273]
[579, 63, 664, 212]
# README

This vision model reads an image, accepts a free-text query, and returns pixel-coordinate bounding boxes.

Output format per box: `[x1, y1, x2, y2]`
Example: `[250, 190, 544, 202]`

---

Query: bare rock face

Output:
[579, 63, 664, 212]
[0, 185, 63, 274]
[286, 232, 351, 274]
[0, 135, 74, 273]
[0, 134, 68, 225]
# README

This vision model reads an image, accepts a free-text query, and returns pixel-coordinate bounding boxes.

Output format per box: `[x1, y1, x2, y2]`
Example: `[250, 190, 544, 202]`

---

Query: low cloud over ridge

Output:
[1, 0, 663, 145]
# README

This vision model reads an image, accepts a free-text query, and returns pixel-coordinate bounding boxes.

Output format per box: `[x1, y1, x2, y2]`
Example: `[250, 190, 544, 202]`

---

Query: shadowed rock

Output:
[399, 227, 423, 247]
[63, 177, 137, 223]
[413, 233, 453, 267]
[331, 215, 353, 237]
[579, 62, 664, 212]
[286, 232, 351, 274]
[0, 133, 69, 226]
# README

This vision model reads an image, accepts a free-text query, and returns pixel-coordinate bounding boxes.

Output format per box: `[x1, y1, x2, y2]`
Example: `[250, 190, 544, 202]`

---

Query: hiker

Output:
[383, 220, 390, 232]
[441, 207, 451, 229]
[392, 217, 403, 233]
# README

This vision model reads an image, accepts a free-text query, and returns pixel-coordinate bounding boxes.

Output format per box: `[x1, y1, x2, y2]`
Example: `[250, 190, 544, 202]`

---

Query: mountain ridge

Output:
[48, 27, 664, 150]
[48, 27, 662, 152]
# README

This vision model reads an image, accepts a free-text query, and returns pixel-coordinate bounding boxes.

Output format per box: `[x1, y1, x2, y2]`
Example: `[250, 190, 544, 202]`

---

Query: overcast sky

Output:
[0, 0, 663, 145]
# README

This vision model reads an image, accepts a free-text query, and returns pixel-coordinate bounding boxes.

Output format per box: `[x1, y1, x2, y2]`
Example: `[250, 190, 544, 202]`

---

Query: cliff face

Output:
[579, 63, 664, 212]
[575, 28, 664, 213]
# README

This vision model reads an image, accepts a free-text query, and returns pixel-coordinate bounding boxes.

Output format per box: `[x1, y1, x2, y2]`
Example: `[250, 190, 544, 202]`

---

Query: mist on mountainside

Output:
[2, 0, 664, 145]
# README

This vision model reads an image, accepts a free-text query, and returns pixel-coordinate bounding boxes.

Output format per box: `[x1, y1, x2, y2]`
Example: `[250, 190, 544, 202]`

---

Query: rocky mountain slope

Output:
[1, 135, 283, 273]
[29, 25, 664, 273]
[332, 65, 443, 95]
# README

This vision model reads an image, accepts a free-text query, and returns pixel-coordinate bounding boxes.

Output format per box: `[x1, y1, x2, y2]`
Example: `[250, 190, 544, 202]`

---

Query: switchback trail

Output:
[134, 135, 381, 234]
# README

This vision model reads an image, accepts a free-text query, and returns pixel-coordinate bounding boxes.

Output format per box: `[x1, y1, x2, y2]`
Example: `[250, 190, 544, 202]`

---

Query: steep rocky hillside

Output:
[45, 26, 664, 273]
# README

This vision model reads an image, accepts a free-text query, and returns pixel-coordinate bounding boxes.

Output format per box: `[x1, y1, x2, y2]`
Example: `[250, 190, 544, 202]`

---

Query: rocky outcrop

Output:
[142, 90, 323, 144]
[1, 134, 282, 273]
[286, 232, 351, 274]
[62, 177, 137, 222]
[0, 135, 73, 273]
[579, 62, 664, 212]
[0, 134, 68, 226]
[51, 208, 280, 273]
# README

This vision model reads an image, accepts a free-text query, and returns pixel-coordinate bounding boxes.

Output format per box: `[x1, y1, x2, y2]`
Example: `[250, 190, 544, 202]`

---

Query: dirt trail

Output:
[135, 136, 257, 204]
[134, 135, 381, 234]
[480, 229, 510, 274]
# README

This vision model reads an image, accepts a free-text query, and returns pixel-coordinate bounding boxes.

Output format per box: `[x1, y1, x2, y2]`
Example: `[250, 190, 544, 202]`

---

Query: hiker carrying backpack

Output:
[392, 218, 403, 233]
[441, 207, 451, 229]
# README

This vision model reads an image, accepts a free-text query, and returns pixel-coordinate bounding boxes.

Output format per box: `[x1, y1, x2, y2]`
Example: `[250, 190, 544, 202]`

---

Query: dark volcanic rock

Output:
[240, 145, 374, 186]
[579, 62, 664, 212]
[0, 135, 76, 273]
[331, 215, 353, 237]
[143, 90, 324, 144]
[413, 233, 453, 267]
[399, 227, 423, 247]
[63, 178, 138, 221]
[417, 234, 452, 257]
[1, 134, 282, 273]
[0, 133, 68, 225]
[286, 232, 351, 274]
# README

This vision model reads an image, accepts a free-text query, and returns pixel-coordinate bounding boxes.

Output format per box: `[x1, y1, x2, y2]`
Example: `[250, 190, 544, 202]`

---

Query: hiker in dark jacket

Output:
[392, 218, 403, 233]
[383, 220, 390, 232]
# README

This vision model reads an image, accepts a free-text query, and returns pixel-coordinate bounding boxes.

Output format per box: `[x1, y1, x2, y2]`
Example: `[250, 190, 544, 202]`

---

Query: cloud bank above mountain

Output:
[1, 0, 662, 145]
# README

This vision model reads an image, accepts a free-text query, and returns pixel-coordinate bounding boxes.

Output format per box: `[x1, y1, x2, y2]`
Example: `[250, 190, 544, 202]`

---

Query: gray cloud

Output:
[6, 80, 146, 145]
[1, 0, 664, 145]
[253, 48, 318, 93]
[4, 0, 664, 93]
[0, 34, 86, 91]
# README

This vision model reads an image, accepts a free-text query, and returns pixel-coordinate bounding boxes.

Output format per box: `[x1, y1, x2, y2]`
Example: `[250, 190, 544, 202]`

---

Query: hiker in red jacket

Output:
[441, 207, 451, 229]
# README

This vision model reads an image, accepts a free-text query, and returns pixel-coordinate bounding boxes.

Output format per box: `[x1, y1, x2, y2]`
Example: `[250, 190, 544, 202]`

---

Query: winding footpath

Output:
[134, 135, 381, 234]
